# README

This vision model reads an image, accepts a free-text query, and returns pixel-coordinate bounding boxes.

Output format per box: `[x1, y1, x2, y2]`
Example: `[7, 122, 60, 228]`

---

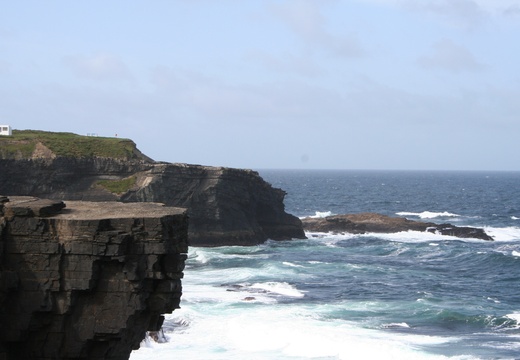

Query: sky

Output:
[1, 0, 519, 171]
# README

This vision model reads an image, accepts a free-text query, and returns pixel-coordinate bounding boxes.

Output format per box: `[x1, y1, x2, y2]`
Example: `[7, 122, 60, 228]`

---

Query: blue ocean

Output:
[131, 170, 520, 360]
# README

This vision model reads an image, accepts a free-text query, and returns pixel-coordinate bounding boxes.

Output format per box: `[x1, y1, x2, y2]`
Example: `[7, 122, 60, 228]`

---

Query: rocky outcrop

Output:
[122, 164, 304, 246]
[0, 196, 188, 360]
[0, 141, 305, 246]
[302, 213, 493, 241]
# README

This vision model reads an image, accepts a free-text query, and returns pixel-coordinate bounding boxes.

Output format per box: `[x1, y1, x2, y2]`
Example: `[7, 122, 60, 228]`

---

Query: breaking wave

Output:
[396, 211, 460, 219]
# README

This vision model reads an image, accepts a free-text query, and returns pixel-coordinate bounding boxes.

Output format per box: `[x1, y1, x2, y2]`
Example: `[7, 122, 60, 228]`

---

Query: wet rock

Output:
[302, 213, 493, 241]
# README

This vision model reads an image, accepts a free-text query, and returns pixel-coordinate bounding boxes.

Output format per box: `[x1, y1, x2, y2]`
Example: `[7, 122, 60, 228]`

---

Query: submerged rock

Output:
[302, 213, 493, 241]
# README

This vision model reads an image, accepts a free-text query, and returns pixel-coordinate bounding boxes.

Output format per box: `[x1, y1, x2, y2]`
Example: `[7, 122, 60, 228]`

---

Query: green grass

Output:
[96, 176, 137, 194]
[0, 129, 144, 160]
[0, 139, 36, 158]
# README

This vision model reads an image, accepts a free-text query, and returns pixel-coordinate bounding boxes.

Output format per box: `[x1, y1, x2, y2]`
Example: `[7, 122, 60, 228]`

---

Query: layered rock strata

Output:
[122, 164, 305, 246]
[302, 213, 493, 241]
[0, 157, 305, 246]
[0, 196, 188, 360]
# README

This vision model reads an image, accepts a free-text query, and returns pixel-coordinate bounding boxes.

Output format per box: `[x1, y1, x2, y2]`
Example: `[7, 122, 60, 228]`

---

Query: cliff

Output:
[302, 213, 493, 240]
[0, 196, 188, 360]
[0, 130, 305, 246]
[122, 164, 304, 246]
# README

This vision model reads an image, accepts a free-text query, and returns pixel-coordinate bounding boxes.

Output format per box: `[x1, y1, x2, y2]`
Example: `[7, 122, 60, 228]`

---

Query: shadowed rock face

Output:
[0, 157, 305, 246]
[122, 164, 305, 246]
[0, 196, 188, 360]
[302, 213, 493, 241]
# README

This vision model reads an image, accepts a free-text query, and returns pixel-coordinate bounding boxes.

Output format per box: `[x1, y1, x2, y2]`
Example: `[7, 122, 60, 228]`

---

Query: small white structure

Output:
[0, 125, 12, 136]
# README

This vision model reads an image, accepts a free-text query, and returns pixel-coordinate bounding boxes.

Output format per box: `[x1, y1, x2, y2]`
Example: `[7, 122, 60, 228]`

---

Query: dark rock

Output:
[0, 196, 188, 360]
[147, 329, 168, 343]
[426, 223, 493, 240]
[123, 164, 305, 246]
[0, 158, 305, 246]
[0, 195, 7, 216]
[2, 196, 65, 218]
[302, 213, 493, 241]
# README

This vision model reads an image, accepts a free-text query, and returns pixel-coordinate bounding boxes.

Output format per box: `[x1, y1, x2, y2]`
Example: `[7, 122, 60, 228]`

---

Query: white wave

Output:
[187, 266, 258, 285]
[396, 211, 460, 219]
[282, 261, 305, 268]
[131, 304, 458, 360]
[181, 279, 279, 306]
[189, 249, 210, 264]
[512, 216, 520, 220]
[249, 282, 306, 298]
[132, 248, 487, 360]
[506, 313, 520, 328]
[363, 230, 445, 243]
[484, 227, 520, 242]
[304, 211, 333, 219]
[372, 230, 514, 243]
[513, 251, 520, 257]
[217, 253, 270, 260]
[306, 230, 488, 244]
[305, 225, 520, 243]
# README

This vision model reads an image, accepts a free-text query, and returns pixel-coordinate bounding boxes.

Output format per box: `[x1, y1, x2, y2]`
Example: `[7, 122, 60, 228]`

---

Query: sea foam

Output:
[131, 304, 456, 360]
[484, 226, 520, 242]
[249, 282, 306, 298]
[396, 211, 460, 219]
[306, 211, 333, 218]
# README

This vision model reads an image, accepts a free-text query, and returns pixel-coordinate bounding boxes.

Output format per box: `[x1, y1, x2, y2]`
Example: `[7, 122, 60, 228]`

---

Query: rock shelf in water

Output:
[302, 213, 493, 241]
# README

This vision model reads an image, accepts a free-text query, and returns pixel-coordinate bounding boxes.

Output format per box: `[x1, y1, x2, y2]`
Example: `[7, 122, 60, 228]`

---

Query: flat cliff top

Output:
[60, 201, 186, 219]
[5, 196, 186, 219]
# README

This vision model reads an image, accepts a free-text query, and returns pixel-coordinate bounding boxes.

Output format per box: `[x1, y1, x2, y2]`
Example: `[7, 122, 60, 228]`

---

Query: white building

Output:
[0, 125, 12, 136]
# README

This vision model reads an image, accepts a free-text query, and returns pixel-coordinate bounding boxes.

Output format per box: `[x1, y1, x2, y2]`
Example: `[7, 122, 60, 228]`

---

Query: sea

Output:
[130, 170, 520, 360]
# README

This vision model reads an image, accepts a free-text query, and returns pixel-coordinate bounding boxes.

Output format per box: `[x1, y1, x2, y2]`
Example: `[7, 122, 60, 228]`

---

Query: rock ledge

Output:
[0, 196, 188, 360]
[302, 213, 493, 241]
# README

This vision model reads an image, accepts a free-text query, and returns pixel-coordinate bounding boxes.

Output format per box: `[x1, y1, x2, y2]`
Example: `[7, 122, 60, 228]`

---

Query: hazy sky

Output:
[1, 1, 519, 170]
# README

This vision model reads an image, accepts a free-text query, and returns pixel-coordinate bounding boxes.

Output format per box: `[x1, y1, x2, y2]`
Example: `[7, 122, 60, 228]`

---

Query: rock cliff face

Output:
[122, 163, 304, 246]
[0, 196, 188, 360]
[0, 138, 305, 246]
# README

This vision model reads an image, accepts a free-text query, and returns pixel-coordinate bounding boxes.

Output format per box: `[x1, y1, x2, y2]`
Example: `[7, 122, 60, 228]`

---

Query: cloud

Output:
[268, 0, 365, 58]
[474, 0, 520, 14]
[63, 53, 133, 82]
[503, 4, 520, 15]
[270, 0, 326, 40]
[417, 39, 486, 72]
[149, 65, 339, 123]
[0, 60, 10, 74]
[245, 50, 323, 77]
[404, 0, 487, 29]
[363, 0, 520, 25]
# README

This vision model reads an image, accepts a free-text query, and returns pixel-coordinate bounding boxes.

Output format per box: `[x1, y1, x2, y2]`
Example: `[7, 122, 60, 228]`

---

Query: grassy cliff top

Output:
[0, 130, 153, 161]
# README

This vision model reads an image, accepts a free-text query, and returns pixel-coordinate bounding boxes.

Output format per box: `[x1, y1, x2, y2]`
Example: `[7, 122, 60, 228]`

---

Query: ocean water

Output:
[130, 170, 520, 360]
